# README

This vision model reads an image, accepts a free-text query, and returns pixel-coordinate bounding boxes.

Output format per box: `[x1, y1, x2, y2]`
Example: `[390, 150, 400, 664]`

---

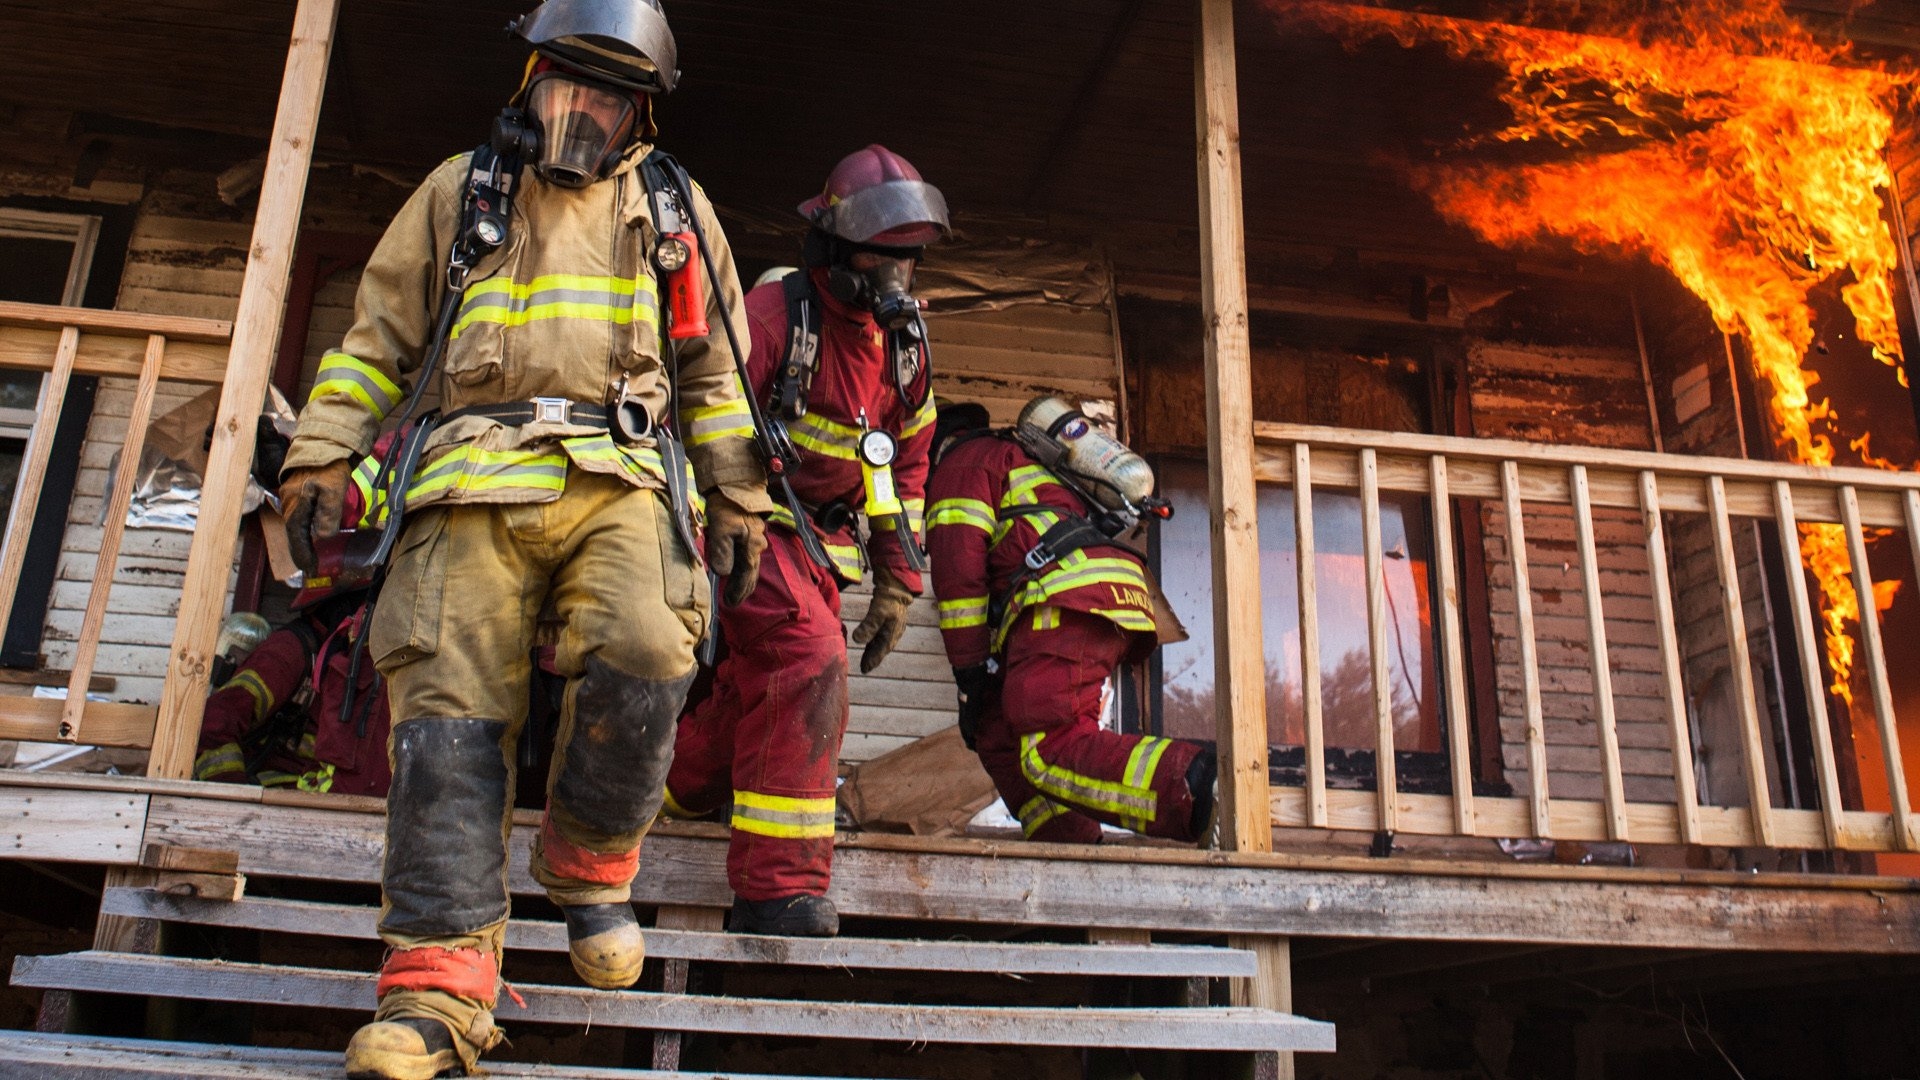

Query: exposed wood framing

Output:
[1195, 0, 1269, 855]
[148, 0, 342, 780]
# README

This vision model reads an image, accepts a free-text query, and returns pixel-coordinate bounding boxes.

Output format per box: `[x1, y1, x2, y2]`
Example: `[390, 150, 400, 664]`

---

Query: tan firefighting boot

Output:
[347, 946, 505, 1078]
[344, 1016, 461, 1080]
[561, 902, 646, 989]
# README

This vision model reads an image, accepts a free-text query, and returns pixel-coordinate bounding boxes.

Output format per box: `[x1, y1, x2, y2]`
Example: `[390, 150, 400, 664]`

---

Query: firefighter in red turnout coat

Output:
[665, 146, 950, 936]
[928, 400, 1217, 845]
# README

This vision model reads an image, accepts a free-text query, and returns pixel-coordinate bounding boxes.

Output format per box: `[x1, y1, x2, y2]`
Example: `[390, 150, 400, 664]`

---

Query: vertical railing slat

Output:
[1430, 455, 1476, 835]
[1294, 443, 1327, 828]
[1570, 465, 1630, 841]
[1640, 472, 1701, 845]
[1840, 485, 1918, 852]
[1706, 475, 1776, 848]
[1502, 460, 1552, 838]
[61, 334, 167, 743]
[1359, 448, 1396, 833]
[0, 325, 80, 624]
[1774, 482, 1847, 849]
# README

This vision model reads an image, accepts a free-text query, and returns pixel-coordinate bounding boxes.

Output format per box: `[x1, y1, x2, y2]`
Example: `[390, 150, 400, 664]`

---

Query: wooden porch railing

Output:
[1254, 422, 1920, 854]
[0, 302, 233, 750]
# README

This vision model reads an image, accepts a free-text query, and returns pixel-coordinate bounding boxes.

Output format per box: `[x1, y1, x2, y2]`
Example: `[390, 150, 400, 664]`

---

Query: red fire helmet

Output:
[798, 145, 951, 248]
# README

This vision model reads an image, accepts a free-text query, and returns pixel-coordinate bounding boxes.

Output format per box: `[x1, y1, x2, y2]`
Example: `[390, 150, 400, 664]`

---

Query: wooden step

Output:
[11, 952, 1336, 1052]
[101, 888, 1257, 978]
[0, 1030, 897, 1079]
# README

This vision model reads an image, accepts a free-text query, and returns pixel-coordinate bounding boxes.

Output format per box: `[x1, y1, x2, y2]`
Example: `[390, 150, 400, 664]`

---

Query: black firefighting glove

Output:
[851, 565, 914, 674]
[952, 661, 999, 751]
[278, 459, 352, 576]
[705, 491, 768, 606]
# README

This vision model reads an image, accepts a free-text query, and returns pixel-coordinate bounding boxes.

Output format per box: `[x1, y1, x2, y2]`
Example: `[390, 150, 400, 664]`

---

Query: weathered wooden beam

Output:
[0, 303, 232, 344]
[101, 890, 1259, 978]
[0, 1030, 916, 1079]
[1196, 0, 1270, 857]
[0, 325, 229, 386]
[138, 796, 1920, 953]
[11, 953, 1338, 1052]
[146, 0, 341, 781]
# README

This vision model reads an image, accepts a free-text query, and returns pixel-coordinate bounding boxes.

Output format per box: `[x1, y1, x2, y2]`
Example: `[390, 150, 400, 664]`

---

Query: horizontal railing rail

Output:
[1254, 421, 1920, 855]
[0, 303, 234, 750]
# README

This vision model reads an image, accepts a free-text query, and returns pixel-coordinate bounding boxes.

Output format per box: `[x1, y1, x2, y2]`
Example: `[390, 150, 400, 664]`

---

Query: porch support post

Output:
[1197, 1, 1290, 1071]
[1195, 0, 1270, 853]
[145, 0, 341, 780]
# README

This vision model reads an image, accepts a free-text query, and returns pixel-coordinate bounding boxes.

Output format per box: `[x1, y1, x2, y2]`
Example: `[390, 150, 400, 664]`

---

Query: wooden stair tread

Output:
[0, 1030, 893, 1079]
[101, 889, 1257, 978]
[11, 952, 1337, 1052]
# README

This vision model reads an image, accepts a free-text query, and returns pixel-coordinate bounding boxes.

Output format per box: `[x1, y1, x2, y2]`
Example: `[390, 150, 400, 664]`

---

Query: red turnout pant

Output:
[977, 607, 1204, 844]
[667, 529, 848, 900]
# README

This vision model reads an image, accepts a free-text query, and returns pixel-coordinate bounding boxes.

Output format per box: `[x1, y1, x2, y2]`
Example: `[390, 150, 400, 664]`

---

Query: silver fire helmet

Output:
[511, 0, 680, 94]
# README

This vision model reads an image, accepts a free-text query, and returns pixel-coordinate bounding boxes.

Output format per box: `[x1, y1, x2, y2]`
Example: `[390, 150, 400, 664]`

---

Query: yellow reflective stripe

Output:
[1017, 794, 1072, 838]
[451, 273, 661, 340]
[311, 352, 403, 419]
[1091, 607, 1157, 631]
[661, 786, 699, 821]
[939, 596, 990, 629]
[731, 790, 837, 839]
[1018, 732, 1158, 823]
[902, 498, 925, 534]
[193, 743, 246, 782]
[347, 456, 386, 528]
[1120, 738, 1175, 830]
[405, 448, 569, 501]
[1017, 555, 1152, 603]
[255, 770, 302, 788]
[297, 764, 336, 794]
[561, 435, 668, 483]
[1003, 466, 1064, 508]
[902, 396, 938, 439]
[1031, 606, 1062, 631]
[994, 507, 1062, 545]
[220, 669, 275, 722]
[826, 542, 864, 582]
[789, 415, 860, 460]
[931, 498, 996, 533]
[683, 398, 755, 448]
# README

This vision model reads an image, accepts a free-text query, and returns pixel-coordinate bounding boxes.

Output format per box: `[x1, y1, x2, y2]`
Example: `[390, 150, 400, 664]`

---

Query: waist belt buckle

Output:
[1023, 543, 1055, 572]
[532, 397, 573, 425]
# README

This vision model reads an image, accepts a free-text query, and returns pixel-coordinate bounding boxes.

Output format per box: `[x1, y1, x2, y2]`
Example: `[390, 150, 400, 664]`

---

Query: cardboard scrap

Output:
[838, 725, 998, 837]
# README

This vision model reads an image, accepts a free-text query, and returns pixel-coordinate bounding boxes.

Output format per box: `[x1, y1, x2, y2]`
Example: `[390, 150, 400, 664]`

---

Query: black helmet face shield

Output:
[525, 73, 638, 188]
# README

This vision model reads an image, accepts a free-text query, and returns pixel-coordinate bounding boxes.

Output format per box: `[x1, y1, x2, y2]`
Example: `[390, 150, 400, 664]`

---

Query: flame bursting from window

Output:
[1280, 0, 1914, 704]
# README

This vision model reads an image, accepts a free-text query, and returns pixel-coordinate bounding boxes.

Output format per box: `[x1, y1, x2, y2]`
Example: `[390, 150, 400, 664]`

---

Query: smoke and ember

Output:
[1280, 0, 1914, 704]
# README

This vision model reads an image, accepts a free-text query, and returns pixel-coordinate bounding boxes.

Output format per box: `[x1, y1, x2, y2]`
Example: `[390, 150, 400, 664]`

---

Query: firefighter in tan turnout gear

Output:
[276, 2, 771, 1076]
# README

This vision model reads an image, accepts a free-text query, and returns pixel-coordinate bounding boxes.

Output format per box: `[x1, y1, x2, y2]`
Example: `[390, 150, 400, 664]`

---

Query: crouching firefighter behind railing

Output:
[927, 396, 1218, 847]
[273, 2, 773, 1076]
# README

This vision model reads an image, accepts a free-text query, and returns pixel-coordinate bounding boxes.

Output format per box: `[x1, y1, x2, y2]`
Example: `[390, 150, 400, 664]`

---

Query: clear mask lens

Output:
[527, 76, 635, 187]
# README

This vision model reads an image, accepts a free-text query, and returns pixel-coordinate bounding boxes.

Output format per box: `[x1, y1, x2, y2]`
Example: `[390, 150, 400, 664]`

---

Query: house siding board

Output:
[1469, 342, 1682, 806]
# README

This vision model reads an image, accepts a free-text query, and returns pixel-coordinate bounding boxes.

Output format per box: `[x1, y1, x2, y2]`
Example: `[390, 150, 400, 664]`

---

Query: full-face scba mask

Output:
[523, 69, 640, 188]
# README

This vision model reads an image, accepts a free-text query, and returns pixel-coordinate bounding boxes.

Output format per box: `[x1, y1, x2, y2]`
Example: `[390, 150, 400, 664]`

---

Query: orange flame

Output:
[1279, 0, 1912, 705]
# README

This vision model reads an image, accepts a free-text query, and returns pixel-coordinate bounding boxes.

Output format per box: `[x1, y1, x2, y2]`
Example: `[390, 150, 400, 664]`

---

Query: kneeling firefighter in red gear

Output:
[192, 530, 392, 796]
[665, 145, 951, 936]
[927, 399, 1217, 845]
